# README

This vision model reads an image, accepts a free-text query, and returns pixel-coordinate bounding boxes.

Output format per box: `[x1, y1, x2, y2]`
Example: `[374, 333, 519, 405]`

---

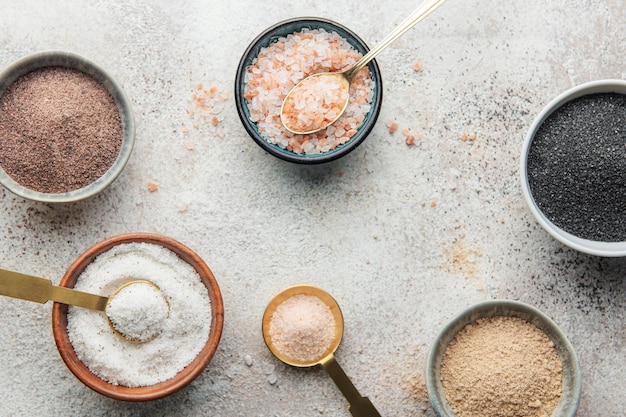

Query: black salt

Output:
[527, 92, 626, 242]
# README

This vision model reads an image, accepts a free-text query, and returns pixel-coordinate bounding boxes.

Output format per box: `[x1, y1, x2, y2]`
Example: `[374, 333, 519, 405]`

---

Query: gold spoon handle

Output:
[345, 0, 448, 80]
[321, 354, 381, 417]
[0, 268, 109, 311]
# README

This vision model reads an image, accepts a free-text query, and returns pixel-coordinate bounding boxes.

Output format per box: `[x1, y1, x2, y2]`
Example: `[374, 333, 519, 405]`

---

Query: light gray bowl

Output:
[426, 300, 581, 417]
[520, 79, 626, 257]
[0, 51, 135, 203]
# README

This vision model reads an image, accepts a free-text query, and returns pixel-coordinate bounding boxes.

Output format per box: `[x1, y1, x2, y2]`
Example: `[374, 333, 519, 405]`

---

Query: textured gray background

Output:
[0, 0, 624, 416]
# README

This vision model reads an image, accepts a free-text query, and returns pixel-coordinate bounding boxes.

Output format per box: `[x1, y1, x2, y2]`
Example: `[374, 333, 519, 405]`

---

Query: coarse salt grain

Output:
[281, 73, 350, 133]
[67, 242, 212, 387]
[269, 294, 335, 363]
[105, 281, 169, 343]
[244, 28, 374, 155]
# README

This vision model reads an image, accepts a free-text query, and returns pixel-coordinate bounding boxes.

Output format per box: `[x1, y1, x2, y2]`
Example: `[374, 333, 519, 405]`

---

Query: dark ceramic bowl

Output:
[52, 233, 224, 401]
[426, 300, 581, 417]
[235, 17, 383, 164]
[0, 51, 135, 202]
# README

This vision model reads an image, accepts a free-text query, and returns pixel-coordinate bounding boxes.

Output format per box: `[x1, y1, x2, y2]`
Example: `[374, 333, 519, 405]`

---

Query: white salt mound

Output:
[67, 242, 212, 387]
[105, 281, 169, 343]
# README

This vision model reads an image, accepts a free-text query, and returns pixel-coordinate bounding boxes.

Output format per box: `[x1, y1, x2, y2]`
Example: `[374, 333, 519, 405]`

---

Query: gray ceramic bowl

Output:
[0, 51, 135, 203]
[520, 79, 626, 257]
[235, 17, 383, 164]
[426, 300, 581, 417]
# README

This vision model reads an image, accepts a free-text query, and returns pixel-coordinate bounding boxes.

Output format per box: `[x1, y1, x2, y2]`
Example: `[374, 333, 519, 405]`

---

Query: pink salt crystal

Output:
[281, 73, 349, 133]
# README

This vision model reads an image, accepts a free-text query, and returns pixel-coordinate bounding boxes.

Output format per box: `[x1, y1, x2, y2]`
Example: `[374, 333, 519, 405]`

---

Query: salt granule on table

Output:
[269, 294, 335, 363]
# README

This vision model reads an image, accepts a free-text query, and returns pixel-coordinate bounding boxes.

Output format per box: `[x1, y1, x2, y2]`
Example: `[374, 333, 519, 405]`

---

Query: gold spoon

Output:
[280, 0, 448, 135]
[262, 285, 381, 417]
[0, 268, 169, 343]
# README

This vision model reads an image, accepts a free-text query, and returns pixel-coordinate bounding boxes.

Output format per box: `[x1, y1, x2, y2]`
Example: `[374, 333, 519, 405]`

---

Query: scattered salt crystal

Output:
[268, 373, 278, 385]
[244, 354, 253, 366]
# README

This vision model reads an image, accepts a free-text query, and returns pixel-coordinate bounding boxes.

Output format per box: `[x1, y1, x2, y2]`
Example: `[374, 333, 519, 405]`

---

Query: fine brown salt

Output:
[269, 294, 336, 363]
[0, 66, 122, 193]
[440, 316, 563, 417]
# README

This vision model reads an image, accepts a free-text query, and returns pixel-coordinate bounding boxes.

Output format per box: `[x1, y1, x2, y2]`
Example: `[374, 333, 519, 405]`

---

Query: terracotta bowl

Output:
[426, 300, 581, 417]
[51, 233, 224, 401]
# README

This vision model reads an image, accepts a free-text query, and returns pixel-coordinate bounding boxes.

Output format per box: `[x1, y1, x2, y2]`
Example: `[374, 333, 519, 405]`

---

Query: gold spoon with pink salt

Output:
[0, 268, 169, 343]
[262, 285, 381, 417]
[280, 0, 448, 135]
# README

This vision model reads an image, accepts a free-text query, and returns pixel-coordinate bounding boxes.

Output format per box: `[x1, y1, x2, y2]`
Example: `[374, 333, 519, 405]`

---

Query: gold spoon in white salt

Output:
[262, 285, 381, 417]
[0, 268, 169, 343]
[280, 0, 448, 135]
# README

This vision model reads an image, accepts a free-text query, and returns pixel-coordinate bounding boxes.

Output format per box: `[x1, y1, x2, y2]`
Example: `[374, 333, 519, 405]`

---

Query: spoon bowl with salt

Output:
[0, 268, 169, 343]
[262, 285, 381, 417]
[280, 0, 447, 135]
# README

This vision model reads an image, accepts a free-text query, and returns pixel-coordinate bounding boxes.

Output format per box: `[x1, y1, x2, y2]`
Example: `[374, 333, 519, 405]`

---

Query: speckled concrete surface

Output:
[0, 1, 624, 416]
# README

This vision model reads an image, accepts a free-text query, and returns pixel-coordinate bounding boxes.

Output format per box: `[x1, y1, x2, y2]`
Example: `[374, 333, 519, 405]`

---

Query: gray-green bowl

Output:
[0, 51, 135, 203]
[426, 300, 581, 417]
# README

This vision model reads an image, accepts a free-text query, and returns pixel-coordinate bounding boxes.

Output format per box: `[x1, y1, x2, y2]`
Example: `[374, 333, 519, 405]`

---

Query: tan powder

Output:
[440, 316, 562, 417]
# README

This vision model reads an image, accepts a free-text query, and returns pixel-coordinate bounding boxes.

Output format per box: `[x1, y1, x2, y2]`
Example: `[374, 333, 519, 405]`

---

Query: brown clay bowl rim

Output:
[51, 233, 224, 401]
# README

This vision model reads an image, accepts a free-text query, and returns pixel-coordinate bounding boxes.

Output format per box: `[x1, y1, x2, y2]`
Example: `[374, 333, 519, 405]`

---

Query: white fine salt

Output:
[67, 242, 212, 387]
[269, 294, 336, 363]
[105, 281, 169, 343]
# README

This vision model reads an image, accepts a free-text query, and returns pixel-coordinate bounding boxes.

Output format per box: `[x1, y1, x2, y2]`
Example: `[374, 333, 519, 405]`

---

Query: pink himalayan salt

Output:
[244, 28, 373, 155]
[269, 294, 336, 363]
[281, 73, 349, 133]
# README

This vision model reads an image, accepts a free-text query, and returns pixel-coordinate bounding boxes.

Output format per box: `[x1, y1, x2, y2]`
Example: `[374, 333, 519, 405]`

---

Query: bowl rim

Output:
[426, 300, 581, 417]
[51, 232, 224, 401]
[0, 50, 135, 203]
[234, 16, 383, 164]
[520, 79, 626, 257]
